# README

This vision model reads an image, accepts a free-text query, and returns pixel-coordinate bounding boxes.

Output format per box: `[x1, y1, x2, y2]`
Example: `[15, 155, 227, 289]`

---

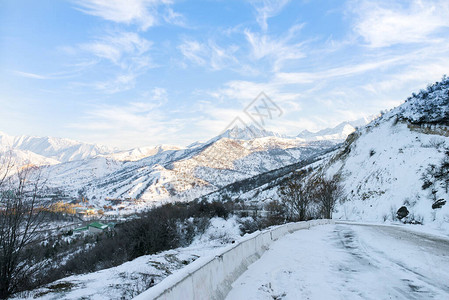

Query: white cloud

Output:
[178, 40, 205, 65]
[194, 105, 247, 137]
[69, 88, 181, 148]
[178, 39, 239, 71]
[362, 57, 449, 94]
[80, 31, 152, 68]
[244, 25, 306, 71]
[92, 73, 137, 93]
[163, 7, 186, 27]
[72, 0, 179, 30]
[13, 71, 48, 80]
[274, 57, 401, 84]
[144, 87, 168, 104]
[13, 67, 92, 80]
[71, 31, 155, 93]
[351, 0, 449, 47]
[249, 0, 291, 31]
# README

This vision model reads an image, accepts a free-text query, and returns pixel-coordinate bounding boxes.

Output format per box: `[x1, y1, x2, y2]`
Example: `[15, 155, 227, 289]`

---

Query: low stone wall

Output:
[134, 219, 334, 300]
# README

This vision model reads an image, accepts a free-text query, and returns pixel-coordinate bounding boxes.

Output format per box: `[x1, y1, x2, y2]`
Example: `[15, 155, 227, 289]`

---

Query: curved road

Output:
[226, 223, 449, 300]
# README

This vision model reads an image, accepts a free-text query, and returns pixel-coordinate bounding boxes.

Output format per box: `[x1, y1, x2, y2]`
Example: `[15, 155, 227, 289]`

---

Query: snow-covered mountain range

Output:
[41, 137, 336, 208]
[0, 131, 115, 164]
[1, 118, 370, 210]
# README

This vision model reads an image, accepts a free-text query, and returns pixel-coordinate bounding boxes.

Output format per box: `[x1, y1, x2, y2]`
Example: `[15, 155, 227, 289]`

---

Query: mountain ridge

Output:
[297, 116, 377, 142]
[0, 131, 116, 164]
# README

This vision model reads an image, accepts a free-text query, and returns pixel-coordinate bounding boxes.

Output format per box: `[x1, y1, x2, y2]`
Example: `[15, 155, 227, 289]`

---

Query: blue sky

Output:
[1, 0, 449, 149]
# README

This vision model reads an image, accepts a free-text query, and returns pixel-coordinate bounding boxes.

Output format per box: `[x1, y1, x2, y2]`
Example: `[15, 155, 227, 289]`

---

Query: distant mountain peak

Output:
[219, 124, 285, 141]
[297, 115, 378, 142]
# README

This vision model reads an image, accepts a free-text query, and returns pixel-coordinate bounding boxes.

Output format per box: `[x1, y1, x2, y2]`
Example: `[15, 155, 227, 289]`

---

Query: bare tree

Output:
[279, 171, 312, 221]
[311, 176, 342, 219]
[0, 151, 14, 188]
[0, 153, 49, 299]
[264, 200, 286, 225]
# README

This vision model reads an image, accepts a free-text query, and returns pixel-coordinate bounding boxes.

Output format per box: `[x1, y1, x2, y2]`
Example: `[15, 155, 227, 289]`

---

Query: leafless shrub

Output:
[0, 153, 51, 299]
[279, 171, 312, 221]
[310, 176, 343, 219]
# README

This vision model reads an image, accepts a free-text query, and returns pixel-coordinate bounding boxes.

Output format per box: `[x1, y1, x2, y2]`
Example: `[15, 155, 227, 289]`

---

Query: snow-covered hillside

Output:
[322, 77, 449, 231]
[14, 217, 244, 300]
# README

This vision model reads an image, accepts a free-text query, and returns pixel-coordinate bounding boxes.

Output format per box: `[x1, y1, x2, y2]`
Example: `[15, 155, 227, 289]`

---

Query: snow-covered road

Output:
[226, 223, 449, 300]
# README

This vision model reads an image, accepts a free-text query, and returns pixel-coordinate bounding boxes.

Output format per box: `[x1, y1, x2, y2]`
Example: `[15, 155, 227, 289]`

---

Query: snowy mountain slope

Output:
[297, 116, 377, 142]
[213, 124, 286, 141]
[102, 145, 184, 162]
[320, 77, 449, 231]
[42, 135, 337, 208]
[41, 157, 124, 195]
[0, 131, 116, 164]
[394, 76, 449, 125]
[0, 147, 60, 167]
[196, 145, 337, 206]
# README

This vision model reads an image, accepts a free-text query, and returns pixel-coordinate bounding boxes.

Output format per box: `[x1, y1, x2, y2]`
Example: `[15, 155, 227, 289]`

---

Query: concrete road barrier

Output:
[134, 219, 334, 300]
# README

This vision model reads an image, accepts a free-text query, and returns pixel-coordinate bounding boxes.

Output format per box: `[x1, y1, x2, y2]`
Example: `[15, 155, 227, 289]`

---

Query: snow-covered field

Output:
[226, 223, 449, 299]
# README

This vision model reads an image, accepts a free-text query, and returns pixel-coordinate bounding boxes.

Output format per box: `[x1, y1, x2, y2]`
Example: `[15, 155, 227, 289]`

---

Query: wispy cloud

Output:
[249, 0, 291, 31]
[68, 31, 155, 93]
[350, 0, 449, 48]
[274, 57, 402, 84]
[13, 67, 90, 80]
[163, 7, 187, 27]
[79, 31, 153, 69]
[92, 73, 137, 93]
[72, 0, 181, 30]
[178, 23, 306, 74]
[69, 88, 182, 147]
[244, 24, 306, 71]
[361, 47, 449, 93]
[178, 39, 239, 71]
[13, 71, 49, 80]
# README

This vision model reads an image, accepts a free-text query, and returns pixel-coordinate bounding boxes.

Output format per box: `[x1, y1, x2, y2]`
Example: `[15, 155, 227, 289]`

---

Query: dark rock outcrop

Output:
[432, 199, 446, 209]
[397, 206, 409, 219]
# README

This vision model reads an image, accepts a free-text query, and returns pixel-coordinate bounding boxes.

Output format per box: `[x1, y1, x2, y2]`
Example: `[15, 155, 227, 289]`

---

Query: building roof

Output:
[89, 222, 108, 230]
[74, 226, 88, 232]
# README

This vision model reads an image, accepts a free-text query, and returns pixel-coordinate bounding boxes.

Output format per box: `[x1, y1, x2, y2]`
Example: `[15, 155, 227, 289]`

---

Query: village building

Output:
[87, 222, 109, 233]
